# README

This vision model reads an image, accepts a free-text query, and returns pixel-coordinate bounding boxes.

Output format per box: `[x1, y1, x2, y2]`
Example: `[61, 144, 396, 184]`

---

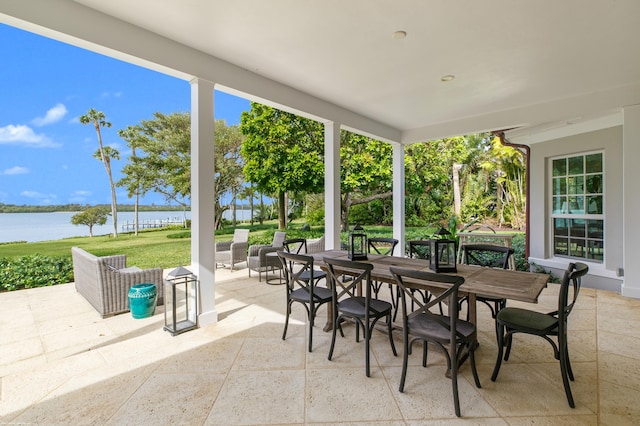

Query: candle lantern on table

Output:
[429, 227, 457, 273]
[348, 224, 368, 260]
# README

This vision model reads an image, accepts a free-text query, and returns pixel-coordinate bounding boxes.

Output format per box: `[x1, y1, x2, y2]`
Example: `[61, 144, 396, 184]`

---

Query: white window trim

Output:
[548, 150, 605, 264]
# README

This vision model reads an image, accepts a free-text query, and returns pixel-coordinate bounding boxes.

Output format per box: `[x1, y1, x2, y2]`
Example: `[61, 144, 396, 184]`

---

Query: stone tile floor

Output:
[1, 265, 639, 425]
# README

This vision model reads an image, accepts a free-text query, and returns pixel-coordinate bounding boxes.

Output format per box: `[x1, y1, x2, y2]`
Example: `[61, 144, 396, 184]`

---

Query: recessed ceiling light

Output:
[441, 75, 455, 82]
[392, 31, 407, 40]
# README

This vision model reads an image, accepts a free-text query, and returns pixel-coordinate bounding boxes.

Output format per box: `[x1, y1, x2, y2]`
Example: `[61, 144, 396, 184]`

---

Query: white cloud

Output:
[72, 190, 92, 197]
[21, 191, 58, 203]
[0, 124, 59, 147]
[2, 166, 29, 175]
[31, 103, 68, 126]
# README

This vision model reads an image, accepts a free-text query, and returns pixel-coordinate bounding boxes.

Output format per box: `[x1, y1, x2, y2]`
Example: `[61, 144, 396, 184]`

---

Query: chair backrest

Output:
[408, 240, 431, 259]
[233, 229, 250, 243]
[460, 244, 514, 269]
[278, 251, 321, 297]
[324, 257, 380, 315]
[283, 238, 307, 254]
[368, 237, 398, 256]
[389, 266, 465, 336]
[558, 262, 589, 323]
[272, 231, 286, 248]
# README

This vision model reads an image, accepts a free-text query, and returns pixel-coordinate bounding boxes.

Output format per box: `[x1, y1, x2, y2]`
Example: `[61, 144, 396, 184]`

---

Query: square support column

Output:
[622, 104, 640, 298]
[392, 142, 405, 256]
[190, 78, 218, 324]
[324, 122, 341, 250]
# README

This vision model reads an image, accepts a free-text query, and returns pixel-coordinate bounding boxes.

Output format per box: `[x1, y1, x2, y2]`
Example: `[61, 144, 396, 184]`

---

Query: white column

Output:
[622, 104, 640, 298]
[392, 142, 405, 256]
[190, 78, 218, 324]
[324, 122, 341, 250]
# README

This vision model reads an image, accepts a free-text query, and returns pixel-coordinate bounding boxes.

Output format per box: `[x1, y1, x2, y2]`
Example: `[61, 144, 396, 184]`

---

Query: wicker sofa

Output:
[71, 246, 164, 318]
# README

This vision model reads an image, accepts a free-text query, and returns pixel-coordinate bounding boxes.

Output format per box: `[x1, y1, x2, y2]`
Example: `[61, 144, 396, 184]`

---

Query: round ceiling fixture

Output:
[441, 75, 455, 82]
[392, 31, 407, 40]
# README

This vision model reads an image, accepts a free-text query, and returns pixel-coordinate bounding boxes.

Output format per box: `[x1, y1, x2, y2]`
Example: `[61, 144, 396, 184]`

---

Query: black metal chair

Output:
[389, 266, 481, 417]
[404, 239, 438, 319]
[283, 237, 327, 283]
[324, 256, 397, 377]
[367, 237, 399, 304]
[491, 262, 589, 408]
[408, 239, 431, 260]
[277, 251, 332, 352]
[459, 244, 515, 320]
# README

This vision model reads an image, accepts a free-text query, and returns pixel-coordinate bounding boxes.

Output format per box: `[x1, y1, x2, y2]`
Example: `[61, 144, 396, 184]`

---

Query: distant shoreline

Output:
[0, 204, 190, 214]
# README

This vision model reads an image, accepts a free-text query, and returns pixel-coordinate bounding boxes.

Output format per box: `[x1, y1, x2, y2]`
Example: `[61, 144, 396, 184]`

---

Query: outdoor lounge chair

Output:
[71, 246, 164, 318]
[215, 229, 250, 271]
[248, 231, 286, 281]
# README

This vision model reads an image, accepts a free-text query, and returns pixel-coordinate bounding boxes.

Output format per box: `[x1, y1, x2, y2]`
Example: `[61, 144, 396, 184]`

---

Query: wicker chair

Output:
[215, 229, 250, 271]
[71, 246, 164, 318]
[248, 231, 286, 281]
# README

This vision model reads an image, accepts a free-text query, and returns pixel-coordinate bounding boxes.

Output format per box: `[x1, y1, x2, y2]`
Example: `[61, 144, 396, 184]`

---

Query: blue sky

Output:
[0, 23, 250, 207]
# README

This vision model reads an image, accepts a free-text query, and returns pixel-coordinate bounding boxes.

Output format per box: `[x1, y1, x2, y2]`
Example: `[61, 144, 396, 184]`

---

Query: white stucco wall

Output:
[529, 126, 623, 291]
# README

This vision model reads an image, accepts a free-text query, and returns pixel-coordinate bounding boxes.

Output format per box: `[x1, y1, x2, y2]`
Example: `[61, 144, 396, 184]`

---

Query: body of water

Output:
[0, 211, 191, 243]
[0, 208, 254, 243]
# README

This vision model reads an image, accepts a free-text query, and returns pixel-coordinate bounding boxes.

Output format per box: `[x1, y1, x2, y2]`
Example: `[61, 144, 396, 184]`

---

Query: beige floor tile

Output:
[206, 369, 305, 425]
[599, 380, 640, 425]
[306, 367, 402, 423]
[383, 365, 496, 419]
[598, 351, 640, 392]
[107, 372, 225, 426]
[505, 415, 597, 425]
[598, 329, 640, 360]
[479, 363, 593, 417]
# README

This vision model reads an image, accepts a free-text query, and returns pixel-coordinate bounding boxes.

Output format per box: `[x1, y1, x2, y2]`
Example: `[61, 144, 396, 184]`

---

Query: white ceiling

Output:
[2, 0, 640, 143]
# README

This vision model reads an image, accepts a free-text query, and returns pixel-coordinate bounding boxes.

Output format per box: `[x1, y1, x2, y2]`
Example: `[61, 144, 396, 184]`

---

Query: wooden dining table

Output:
[310, 250, 551, 332]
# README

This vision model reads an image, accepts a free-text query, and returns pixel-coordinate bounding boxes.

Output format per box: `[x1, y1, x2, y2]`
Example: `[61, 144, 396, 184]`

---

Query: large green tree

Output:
[79, 109, 119, 237]
[240, 103, 324, 229]
[340, 132, 393, 231]
[117, 112, 244, 229]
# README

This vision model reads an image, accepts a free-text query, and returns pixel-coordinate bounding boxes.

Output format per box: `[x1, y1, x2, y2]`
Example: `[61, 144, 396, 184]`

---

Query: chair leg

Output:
[282, 301, 291, 341]
[386, 314, 397, 356]
[365, 321, 371, 377]
[399, 331, 410, 392]
[559, 333, 576, 408]
[491, 322, 506, 381]
[469, 342, 482, 388]
[451, 345, 461, 417]
[308, 304, 315, 353]
[328, 314, 339, 361]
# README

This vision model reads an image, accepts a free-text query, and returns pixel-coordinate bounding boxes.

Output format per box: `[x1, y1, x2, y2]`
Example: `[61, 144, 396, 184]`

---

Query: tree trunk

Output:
[94, 120, 118, 238]
[278, 191, 286, 229]
[453, 163, 463, 217]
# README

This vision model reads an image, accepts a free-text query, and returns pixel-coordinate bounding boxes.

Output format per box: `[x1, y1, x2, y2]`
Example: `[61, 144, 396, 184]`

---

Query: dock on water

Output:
[121, 217, 186, 231]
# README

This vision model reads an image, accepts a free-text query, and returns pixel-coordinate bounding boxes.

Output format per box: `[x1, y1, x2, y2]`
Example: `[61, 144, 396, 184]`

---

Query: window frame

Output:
[549, 150, 604, 263]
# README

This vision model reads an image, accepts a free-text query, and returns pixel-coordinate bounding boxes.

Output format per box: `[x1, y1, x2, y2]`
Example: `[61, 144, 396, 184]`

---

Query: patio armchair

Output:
[248, 231, 286, 281]
[71, 246, 164, 318]
[215, 229, 250, 271]
[305, 235, 326, 254]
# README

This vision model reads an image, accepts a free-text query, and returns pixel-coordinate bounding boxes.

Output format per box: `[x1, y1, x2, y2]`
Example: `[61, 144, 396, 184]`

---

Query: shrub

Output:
[0, 254, 74, 292]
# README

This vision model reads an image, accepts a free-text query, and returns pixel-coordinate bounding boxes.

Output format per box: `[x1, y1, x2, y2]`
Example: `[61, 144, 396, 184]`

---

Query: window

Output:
[551, 152, 603, 262]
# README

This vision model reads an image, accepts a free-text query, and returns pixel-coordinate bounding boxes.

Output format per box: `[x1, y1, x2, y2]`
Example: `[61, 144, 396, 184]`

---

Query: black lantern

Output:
[348, 224, 368, 260]
[163, 266, 199, 336]
[429, 227, 457, 273]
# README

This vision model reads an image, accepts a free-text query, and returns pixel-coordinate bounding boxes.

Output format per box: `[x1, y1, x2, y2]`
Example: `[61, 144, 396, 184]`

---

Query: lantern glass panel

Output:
[429, 239, 457, 273]
[349, 225, 368, 260]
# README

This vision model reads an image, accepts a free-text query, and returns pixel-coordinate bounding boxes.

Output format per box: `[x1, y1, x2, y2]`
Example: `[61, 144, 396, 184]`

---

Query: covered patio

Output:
[1, 268, 639, 424]
[2, 1, 640, 332]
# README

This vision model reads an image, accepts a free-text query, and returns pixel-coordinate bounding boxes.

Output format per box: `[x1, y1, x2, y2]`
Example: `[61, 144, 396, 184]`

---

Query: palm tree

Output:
[80, 108, 120, 238]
